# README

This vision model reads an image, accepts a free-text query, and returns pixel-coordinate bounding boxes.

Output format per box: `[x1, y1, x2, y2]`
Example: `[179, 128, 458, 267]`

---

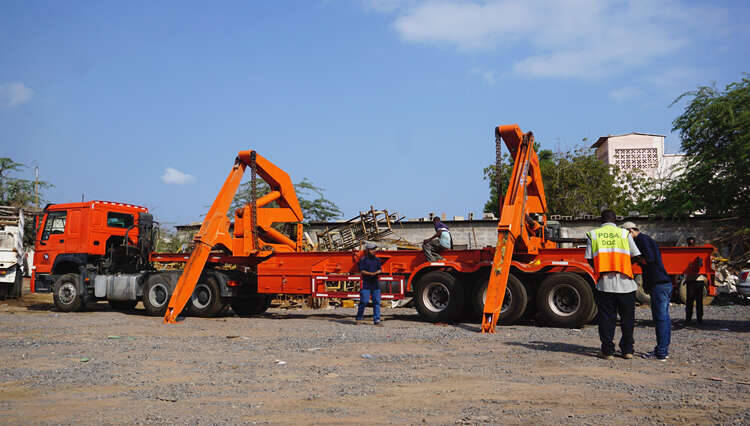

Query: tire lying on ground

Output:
[536, 272, 594, 328]
[188, 275, 224, 317]
[470, 273, 528, 325]
[634, 274, 651, 305]
[231, 294, 272, 316]
[143, 274, 173, 316]
[414, 270, 464, 322]
[53, 273, 84, 312]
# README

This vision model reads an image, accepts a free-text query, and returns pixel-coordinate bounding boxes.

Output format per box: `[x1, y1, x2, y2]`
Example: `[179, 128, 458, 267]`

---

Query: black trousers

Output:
[596, 290, 635, 356]
[685, 280, 704, 322]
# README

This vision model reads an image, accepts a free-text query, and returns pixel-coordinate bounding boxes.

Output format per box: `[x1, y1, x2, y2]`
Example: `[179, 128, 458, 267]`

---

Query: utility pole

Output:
[34, 166, 39, 208]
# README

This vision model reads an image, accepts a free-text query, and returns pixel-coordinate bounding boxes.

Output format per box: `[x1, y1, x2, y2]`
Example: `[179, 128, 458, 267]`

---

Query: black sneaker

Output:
[642, 351, 668, 361]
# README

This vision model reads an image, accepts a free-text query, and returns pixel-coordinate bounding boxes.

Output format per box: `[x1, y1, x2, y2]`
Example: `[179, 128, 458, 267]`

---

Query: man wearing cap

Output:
[585, 210, 641, 360]
[357, 242, 384, 326]
[422, 217, 452, 262]
[623, 222, 672, 361]
[684, 236, 705, 325]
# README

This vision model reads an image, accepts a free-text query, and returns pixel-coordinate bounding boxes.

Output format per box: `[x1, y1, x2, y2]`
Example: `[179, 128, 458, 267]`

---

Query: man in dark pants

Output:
[623, 222, 672, 361]
[356, 242, 383, 326]
[685, 236, 705, 324]
[585, 210, 641, 360]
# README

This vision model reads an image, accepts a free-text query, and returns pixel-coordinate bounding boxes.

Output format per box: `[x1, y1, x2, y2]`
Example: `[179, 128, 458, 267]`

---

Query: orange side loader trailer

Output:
[160, 124, 716, 329]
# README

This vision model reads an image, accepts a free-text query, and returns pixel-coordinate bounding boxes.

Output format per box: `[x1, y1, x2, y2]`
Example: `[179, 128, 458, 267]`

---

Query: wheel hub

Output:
[423, 282, 450, 312]
[548, 284, 580, 317]
[59, 283, 77, 305]
[149, 284, 168, 307]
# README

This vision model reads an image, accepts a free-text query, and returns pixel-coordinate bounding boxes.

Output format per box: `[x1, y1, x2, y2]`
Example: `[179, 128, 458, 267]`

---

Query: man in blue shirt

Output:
[623, 222, 672, 361]
[422, 217, 452, 262]
[357, 242, 383, 326]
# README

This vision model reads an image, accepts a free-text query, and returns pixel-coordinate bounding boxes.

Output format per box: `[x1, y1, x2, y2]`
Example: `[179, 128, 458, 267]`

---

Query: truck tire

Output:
[188, 275, 224, 317]
[634, 274, 651, 305]
[536, 273, 594, 328]
[231, 295, 272, 316]
[470, 274, 528, 325]
[12, 265, 23, 298]
[677, 280, 687, 304]
[414, 271, 464, 323]
[143, 274, 172, 316]
[53, 273, 83, 312]
[109, 300, 137, 311]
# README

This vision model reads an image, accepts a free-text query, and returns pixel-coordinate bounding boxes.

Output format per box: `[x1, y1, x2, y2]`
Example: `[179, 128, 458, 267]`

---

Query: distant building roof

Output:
[591, 132, 666, 149]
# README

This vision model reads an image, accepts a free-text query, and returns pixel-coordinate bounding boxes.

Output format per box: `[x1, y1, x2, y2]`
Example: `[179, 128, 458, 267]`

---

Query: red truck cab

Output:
[32, 201, 152, 294]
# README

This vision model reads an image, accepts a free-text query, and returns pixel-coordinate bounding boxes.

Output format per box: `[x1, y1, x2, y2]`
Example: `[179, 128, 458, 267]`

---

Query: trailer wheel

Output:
[536, 273, 593, 328]
[53, 273, 83, 312]
[109, 300, 137, 311]
[143, 274, 172, 316]
[414, 271, 464, 322]
[470, 274, 528, 325]
[188, 275, 224, 317]
[231, 295, 272, 316]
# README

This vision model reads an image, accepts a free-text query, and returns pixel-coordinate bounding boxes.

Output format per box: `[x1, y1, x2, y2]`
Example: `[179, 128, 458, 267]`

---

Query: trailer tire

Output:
[231, 295, 272, 316]
[143, 274, 172, 316]
[414, 271, 464, 323]
[470, 274, 528, 325]
[53, 273, 83, 312]
[536, 273, 593, 328]
[188, 275, 224, 317]
[109, 300, 137, 311]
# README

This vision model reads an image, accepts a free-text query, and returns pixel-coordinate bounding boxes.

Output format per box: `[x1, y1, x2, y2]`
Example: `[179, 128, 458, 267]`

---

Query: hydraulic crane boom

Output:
[163, 151, 304, 323]
[480, 124, 550, 333]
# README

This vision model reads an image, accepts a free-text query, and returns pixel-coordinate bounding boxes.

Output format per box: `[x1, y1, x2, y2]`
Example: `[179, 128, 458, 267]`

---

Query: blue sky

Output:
[2, 0, 749, 226]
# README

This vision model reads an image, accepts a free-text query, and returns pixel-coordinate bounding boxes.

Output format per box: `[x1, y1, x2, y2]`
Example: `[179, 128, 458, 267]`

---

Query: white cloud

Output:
[161, 168, 195, 185]
[371, 0, 727, 79]
[609, 86, 642, 102]
[0, 82, 33, 107]
[469, 67, 496, 85]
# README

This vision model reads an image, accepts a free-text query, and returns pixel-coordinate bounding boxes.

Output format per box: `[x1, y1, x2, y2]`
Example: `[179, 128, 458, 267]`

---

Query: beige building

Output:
[591, 132, 684, 179]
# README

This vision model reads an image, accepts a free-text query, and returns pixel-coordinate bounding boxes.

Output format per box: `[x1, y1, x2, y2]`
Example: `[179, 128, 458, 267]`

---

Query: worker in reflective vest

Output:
[585, 209, 641, 360]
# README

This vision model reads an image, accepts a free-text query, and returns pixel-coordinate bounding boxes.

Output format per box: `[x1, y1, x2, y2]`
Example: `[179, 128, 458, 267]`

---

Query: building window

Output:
[613, 148, 658, 171]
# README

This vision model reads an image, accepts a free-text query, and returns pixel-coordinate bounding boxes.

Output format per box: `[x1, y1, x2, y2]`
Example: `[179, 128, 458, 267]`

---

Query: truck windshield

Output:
[41, 211, 67, 241]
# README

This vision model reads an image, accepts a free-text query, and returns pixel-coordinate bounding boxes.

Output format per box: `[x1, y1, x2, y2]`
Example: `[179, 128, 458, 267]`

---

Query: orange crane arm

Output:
[480, 124, 548, 333]
[163, 151, 303, 323]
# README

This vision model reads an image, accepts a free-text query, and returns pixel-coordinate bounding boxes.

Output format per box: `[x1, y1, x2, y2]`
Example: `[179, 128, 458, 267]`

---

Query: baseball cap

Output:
[365, 242, 377, 250]
[621, 221, 637, 230]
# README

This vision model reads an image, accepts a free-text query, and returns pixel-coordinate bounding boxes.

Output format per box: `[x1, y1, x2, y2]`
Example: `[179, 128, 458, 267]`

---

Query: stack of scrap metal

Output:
[315, 206, 400, 251]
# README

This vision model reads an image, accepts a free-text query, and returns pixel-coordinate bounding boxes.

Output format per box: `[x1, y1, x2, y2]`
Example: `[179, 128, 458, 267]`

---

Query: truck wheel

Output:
[536, 273, 594, 328]
[470, 274, 528, 325]
[12, 265, 23, 298]
[414, 271, 464, 323]
[231, 295, 272, 316]
[188, 275, 224, 317]
[677, 280, 687, 304]
[53, 273, 83, 312]
[143, 274, 172, 316]
[109, 300, 137, 311]
[634, 274, 651, 305]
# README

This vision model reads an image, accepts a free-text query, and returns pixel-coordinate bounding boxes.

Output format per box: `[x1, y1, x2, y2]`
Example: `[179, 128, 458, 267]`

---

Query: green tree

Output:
[0, 158, 51, 207]
[230, 177, 342, 223]
[484, 145, 628, 217]
[660, 76, 750, 219]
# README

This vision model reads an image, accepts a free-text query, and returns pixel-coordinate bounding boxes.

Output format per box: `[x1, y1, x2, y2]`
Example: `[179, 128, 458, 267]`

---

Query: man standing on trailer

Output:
[357, 242, 383, 326]
[622, 222, 672, 361]
[422, 216, 452, 262]
[586, 210, 641, 360]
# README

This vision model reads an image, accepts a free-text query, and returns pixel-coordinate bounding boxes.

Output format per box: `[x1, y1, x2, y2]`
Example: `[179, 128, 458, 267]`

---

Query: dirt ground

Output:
[1, 279, 749, 425]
